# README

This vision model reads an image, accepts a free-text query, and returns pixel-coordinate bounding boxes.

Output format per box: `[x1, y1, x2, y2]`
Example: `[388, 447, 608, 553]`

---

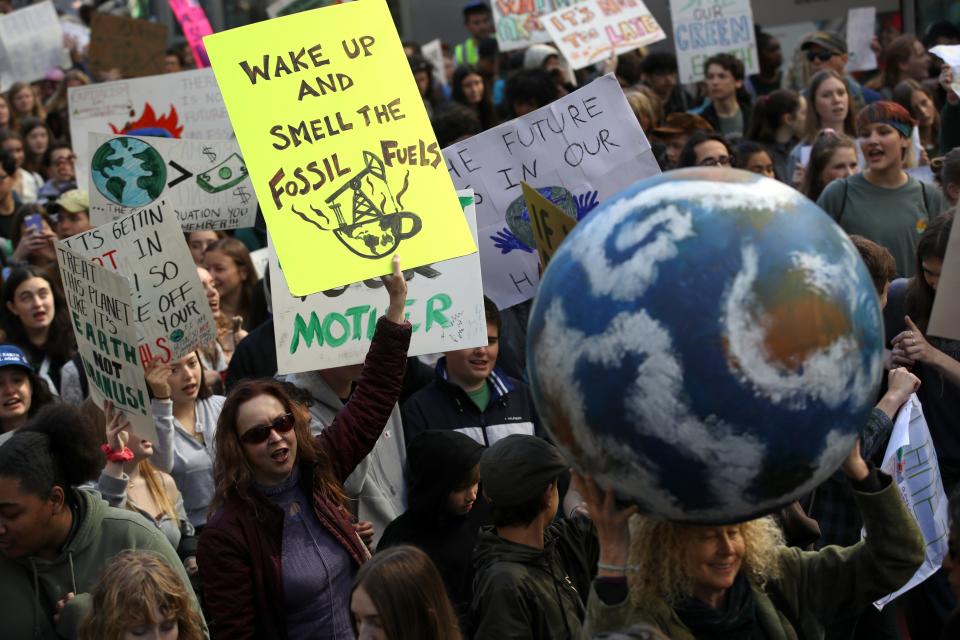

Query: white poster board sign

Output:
[494, 0, 583, 52]
[872, 395, 949, 609]
[669, 0, 759, 84]
[442, 74, 660, 309]
[421, 38, 447, 90]
[69, 68, 234, 195]
[57, 244, 156, 442]
[272, 190, 487, 373]
[0, 2, 65, 91]
[931, 45, 960, 98]
[542, 0, 666, 71]
[88, 132, 258, 231]
[59, 209, 217, 365]
[846, 7, 877, 72]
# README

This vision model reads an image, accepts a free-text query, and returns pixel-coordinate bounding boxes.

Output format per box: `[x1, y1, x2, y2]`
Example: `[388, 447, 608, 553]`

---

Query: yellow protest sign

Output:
[203, 0, 476, 295]
[521, 182, 577, 270]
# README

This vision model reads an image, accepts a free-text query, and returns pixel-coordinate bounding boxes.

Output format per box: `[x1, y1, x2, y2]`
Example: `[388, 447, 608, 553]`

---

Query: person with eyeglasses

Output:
[196, 255, 411, 640]
[799, 32, 881, 113]
[676, 131, 734, 169]
[36, 143, 77, 205]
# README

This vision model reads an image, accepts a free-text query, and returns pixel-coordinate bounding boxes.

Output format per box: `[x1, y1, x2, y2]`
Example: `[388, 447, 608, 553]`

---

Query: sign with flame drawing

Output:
[204, 0, 476, 295]
[69, 68, 234, 193]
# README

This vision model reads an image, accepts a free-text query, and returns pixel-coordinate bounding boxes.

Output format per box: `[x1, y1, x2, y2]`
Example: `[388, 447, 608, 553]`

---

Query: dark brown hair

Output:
[210, 379, 347, 517]
[905, 212, 953, 332]
[205, 237, 257, 326]
[352, 546, 462, 640]
[849, 235, 897, 295]
[800, 129, 857, 202]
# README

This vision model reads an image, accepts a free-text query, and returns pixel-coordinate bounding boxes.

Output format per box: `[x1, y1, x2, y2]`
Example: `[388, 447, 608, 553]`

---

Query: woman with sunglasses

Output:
[197, 256, 411, 640]
[146, 350, 226, 530]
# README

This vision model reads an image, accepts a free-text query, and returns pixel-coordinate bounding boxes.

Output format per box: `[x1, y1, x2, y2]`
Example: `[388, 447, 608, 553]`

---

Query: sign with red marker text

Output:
[57, 244, 156, 443]
[493, 0, 584, 52]
[59, 209, 216, 367]
[204, 0, 476, 296]
[542, 0, 665, 70]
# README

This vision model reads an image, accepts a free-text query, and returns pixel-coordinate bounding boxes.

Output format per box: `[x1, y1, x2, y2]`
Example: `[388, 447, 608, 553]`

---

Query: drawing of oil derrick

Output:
[323, 151, 422, 259]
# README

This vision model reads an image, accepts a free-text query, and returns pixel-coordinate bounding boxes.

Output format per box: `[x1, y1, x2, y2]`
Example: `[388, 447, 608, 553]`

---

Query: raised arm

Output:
[146, 358, 176, 473]
[318, 255, 412, 482]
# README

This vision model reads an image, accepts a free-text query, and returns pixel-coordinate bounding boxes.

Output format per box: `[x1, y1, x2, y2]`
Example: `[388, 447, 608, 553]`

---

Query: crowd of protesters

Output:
[0, 1, 958, 639]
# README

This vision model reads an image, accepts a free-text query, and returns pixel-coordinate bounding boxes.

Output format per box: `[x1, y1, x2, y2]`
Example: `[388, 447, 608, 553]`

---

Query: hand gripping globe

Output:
[527, 169, 885, 523]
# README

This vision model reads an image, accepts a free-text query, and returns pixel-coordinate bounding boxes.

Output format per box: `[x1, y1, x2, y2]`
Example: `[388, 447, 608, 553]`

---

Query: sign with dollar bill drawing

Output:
[88, 132, 258, 231]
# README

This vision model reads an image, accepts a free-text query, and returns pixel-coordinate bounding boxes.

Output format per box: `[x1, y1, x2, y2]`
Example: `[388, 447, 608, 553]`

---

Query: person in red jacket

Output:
[196, 256, 411, 640]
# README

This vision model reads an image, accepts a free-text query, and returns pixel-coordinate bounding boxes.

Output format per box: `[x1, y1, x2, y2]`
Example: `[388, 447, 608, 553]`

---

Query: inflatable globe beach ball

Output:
[527, 168, 884, 524]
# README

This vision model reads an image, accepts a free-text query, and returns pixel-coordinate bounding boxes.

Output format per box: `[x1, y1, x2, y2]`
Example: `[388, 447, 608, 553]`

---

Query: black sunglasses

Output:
[240, 412, 295, 445]
[806, 50, 834, 62]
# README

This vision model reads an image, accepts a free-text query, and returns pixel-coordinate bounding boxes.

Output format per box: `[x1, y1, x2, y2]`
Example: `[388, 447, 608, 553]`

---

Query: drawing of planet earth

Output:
[91, 137, 166, 207]
[527, 168, 884, 523]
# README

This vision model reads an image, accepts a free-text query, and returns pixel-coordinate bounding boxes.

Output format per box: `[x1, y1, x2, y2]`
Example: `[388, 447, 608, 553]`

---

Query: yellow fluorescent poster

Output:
[203, 0, 476, 295]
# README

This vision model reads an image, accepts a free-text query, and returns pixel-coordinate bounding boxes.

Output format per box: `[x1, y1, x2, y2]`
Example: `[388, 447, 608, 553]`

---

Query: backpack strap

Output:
[836, 178, 849, 225]
[920, 180, 930, 216]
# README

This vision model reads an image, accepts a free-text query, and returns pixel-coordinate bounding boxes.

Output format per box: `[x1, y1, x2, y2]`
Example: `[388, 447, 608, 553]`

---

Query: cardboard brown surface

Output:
[88, 13, 166, 78]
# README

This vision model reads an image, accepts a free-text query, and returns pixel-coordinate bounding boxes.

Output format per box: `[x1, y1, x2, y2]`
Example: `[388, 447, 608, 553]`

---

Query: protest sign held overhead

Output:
[493, 0, 577, 52]
[272, 191, 487, 373]
[88, 132, 258, 231]
[169, 0, 215, 68]
[69, 68, 234, 192]
[541, 0, 665, 71]
[57, 243, 156, 443]
[521, 182, 576, 270]
[846, 7, 877, 72]
[928, 207, 960, 341]
[88, 13, 168, 79]
[204, 0, 476, 296]
[442, 74, 660, 309]
[669, 0, 758, 84]
[60, 208, 216, 366]
[0, 1, 65, 91]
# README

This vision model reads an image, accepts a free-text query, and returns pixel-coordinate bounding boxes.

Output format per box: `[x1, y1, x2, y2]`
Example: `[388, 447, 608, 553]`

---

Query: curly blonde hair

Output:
[79, 550, 204, 640]
[627, 515, 785, 607]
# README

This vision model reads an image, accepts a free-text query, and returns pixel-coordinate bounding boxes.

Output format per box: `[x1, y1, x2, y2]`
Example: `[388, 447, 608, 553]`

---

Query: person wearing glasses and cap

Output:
[470, 434, 597, 640]
[196, 256, 411, 640]
[800, 31, 882, 112]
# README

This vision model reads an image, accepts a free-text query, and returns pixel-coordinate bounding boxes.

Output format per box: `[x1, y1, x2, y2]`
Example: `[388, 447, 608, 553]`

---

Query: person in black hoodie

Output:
[379, 430, 489, 626]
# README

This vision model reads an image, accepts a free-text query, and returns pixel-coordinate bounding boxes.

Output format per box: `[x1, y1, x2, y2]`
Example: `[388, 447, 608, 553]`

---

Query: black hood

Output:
[406, 430, 483, 516]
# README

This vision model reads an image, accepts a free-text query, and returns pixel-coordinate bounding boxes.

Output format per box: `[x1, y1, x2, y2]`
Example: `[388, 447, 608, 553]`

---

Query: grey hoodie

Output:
[0, 489, 206, 639]
[282, 370, 406, 548]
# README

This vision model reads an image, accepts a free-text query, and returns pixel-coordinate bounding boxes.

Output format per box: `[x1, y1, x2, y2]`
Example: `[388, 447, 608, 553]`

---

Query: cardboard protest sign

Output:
[442, 74, 660, 309]
[669, 0, 758, 84]
[69, 68, 234, 193]
[57, 244, 156, 442]
[846, 7, 877, 72]
[928, 207, 960, 341]
[88, 132, 258, 231]
[0, 1, 65, 91]
[493, 0, 581, 52]
[931, 45, 960, 98]
[872, 395, 948, 609]
[522, 182, 576, 270]
[88, 13, 167, 79]
[204, 0, 477, 296]
[169, 0, 214, 68]
[272, 190, 486, 373]
[541, 0, 665, 71]
[59, 208, 216, 365]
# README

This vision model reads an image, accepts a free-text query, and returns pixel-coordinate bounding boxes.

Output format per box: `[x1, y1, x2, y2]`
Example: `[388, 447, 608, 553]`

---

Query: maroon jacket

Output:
[197, 317, 412, 640]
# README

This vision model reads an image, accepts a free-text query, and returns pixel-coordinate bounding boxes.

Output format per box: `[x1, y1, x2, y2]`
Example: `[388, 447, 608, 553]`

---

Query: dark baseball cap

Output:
[480, 435, 568, 507]
[0, 345, 32, 372]
[801, 31, 848, 55]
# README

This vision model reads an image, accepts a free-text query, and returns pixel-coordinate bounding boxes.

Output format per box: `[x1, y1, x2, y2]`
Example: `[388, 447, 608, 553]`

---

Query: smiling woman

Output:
[0, 344, 55, 438]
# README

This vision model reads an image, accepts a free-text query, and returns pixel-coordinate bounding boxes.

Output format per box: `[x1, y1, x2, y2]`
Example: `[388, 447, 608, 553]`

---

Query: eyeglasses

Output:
[53, 155, 76, 166]
[239, 412, 295, 445]
[806, 50, 835, 63]
[698, 155, 732, 167]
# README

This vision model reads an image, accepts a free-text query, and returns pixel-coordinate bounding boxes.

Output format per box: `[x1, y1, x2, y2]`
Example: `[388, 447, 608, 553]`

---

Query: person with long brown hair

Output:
[351, 545, 462, 640]
[79, 550, 206, 640]
[893, 78, 940, 159]
[870, 34, 931, 100]
[203, 236, 266, 331]
[197, 255, 411, 640]
[799, 129, 860, 202]
[787, 69, 860, 185]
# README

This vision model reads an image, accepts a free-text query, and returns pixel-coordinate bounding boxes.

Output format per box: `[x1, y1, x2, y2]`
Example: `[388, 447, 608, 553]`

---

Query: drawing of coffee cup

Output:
[333, 211, 422, 259]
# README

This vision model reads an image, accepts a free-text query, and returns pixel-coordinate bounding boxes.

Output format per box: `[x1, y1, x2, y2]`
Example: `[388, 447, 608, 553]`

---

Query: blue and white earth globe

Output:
[91, 137, 166, 207]
[527, 168, 884, 523]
